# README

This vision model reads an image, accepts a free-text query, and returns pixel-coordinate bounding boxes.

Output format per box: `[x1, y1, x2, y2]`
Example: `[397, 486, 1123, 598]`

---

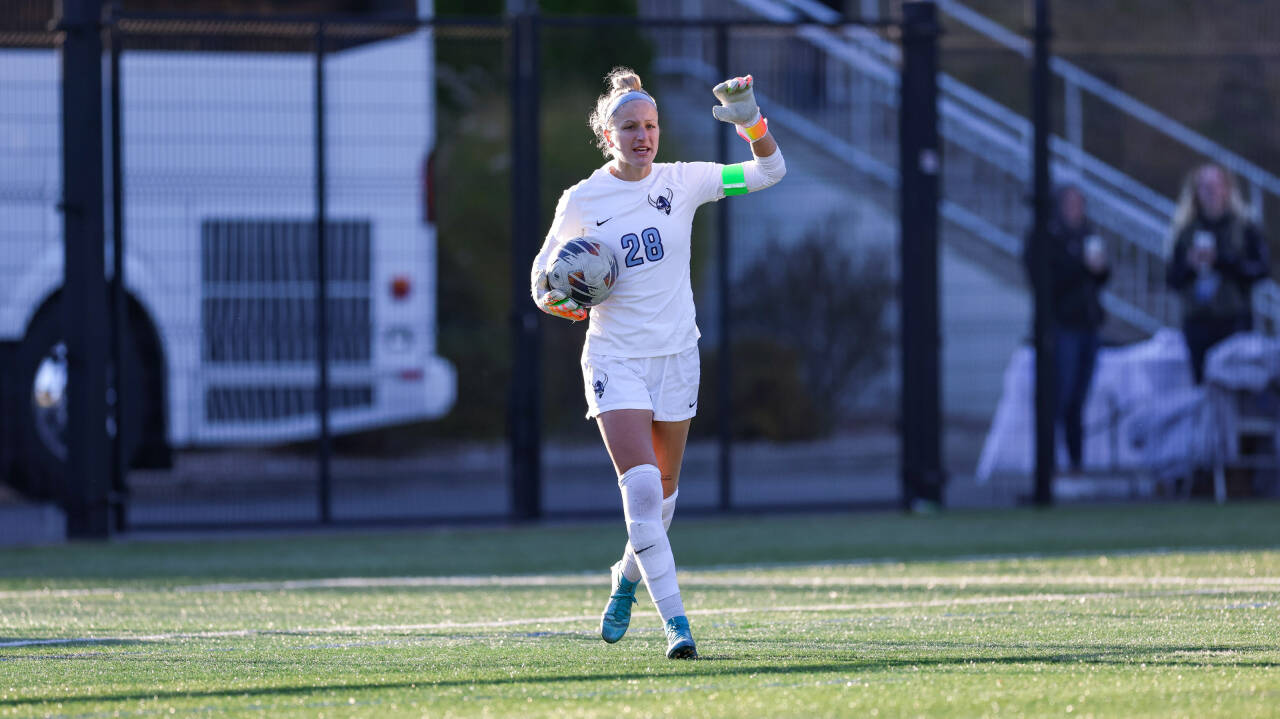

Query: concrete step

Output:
[0, 501, 66, 546]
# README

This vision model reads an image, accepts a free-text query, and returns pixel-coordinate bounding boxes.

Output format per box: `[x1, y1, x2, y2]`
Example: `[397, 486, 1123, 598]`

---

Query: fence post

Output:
[715, 23, 733, 512]
[314, 23, 333, 524]
[898, 1, 944, 511]
[108, 19, 130, 531]
[509, 9, 542, 520]
[1031, 0, 1055, 506]
[57, 0, 111, 538]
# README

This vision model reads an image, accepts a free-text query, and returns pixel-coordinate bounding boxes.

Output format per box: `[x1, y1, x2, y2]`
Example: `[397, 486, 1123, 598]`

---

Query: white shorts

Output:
[580, 346, 701, 421]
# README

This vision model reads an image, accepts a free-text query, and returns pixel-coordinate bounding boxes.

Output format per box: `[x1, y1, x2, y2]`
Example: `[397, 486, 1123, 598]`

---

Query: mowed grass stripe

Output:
[4, 584, 1277, 649]
[4, 504, 1280, 590]
[2, 507, 1278, 718]
[2, 563, 1280, 599]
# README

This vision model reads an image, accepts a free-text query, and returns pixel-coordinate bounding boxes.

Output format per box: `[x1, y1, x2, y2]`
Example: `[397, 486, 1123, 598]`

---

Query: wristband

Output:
[736, 113, 768, 143]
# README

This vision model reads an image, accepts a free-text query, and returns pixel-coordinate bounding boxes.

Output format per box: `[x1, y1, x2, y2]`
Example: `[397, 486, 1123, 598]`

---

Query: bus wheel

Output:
[11, 300, 147, 501]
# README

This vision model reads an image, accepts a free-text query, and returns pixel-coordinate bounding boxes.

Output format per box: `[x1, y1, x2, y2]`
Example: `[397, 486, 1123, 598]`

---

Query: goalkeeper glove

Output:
[532, 268, 588, 322]
[712, 75, 768, 142]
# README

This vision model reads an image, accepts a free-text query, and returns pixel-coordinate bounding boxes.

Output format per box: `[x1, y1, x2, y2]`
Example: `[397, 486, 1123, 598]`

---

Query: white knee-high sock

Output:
[618, 464, 684, 620]
[620, 488, 677, 583]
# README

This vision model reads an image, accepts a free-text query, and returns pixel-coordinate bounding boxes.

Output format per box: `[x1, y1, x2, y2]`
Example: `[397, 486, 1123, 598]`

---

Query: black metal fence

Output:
[932, 0, 1280, 505]
[5, 0, 1276, 536]
[0, 3, 939, 533]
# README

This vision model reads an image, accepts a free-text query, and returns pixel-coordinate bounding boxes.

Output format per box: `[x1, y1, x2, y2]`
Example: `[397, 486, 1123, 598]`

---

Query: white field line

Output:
[3, 572, 1280, 599]
[689, 545, 1280, 574]
[175, 574, 1280, 592]
[0, 587, 1274, 650]
[0, 592, 1105, 648]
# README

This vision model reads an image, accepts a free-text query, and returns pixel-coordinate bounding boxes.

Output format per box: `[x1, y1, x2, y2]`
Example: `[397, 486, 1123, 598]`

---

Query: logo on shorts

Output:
[592, 369, 609, 399]
[648, 187, 674, 215]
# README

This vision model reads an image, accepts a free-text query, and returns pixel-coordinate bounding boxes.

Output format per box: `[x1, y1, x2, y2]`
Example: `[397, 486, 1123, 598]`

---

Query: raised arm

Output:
[712, 75, 786, 194]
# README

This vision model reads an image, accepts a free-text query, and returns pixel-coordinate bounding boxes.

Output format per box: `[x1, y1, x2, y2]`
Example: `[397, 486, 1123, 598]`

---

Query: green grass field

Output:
[2, 503, 1279, 718]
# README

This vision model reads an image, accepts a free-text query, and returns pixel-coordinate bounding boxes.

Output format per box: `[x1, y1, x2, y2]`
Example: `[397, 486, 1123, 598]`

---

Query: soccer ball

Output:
[547, 237, 619, 307]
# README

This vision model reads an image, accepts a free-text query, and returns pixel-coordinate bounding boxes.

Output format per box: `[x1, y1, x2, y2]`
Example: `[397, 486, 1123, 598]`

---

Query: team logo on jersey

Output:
[648, 187, 674, 215]
[592, 368, 609, 399]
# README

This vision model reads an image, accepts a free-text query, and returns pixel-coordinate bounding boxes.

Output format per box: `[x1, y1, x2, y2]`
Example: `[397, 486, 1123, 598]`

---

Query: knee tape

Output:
[620, 488, 676, 582]
[619, 464, 663, 545]
[618, 464, 678, 601]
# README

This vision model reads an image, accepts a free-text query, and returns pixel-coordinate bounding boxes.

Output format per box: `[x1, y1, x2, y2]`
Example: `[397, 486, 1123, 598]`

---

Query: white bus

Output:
[0, 14, 455, 492]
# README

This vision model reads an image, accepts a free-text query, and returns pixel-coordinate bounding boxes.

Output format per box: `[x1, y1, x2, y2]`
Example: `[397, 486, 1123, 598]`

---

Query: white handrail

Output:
[938, 75, 1177, 251]
[765, 0, 1278, 328]
[774, 0, 1280, 209]
[646, 0, 1277, 334]
[935, 0, 1280, 198]
[941, 198, 1163, 334]
[773, 0, 1187, 245]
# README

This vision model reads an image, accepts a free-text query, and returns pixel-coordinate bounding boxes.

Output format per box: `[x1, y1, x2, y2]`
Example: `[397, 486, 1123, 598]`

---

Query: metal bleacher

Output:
[640, 0, 1280, 337]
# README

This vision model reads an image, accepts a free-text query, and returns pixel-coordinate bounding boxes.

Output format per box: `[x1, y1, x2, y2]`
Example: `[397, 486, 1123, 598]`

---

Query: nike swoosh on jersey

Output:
[634, 544, 656, 554]
[596, 217, 613, 226]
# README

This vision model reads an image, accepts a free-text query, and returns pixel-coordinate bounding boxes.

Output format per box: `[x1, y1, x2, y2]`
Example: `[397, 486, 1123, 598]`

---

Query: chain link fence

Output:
[3, 0, 1276, 530]
[1, 4, 913, 529]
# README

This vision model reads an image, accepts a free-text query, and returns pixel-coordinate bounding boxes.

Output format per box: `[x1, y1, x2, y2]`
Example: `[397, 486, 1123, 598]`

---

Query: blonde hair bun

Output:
[609, 69, 643, 93]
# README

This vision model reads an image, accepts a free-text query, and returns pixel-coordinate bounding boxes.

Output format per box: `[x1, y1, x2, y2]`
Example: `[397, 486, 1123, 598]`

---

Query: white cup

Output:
[1192, 230, 1216, 269]
[1193, 230, 1215, 251]
[1084, 235, 1105, 265]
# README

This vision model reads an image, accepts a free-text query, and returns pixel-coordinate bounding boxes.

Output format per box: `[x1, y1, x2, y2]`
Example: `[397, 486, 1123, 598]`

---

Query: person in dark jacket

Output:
[1166, 163, 1270, 384]
[1024, 184, 1110, 472]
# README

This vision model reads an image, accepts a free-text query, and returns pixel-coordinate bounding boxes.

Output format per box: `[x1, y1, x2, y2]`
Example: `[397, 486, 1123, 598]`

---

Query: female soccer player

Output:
[530, 67, 786, 659]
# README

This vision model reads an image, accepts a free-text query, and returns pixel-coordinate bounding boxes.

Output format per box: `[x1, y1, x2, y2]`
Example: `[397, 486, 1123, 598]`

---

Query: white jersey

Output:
[544, 161, 724, 358]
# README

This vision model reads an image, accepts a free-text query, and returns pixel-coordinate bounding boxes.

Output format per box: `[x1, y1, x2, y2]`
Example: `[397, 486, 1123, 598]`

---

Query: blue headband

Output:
[607, 90, 657, 119]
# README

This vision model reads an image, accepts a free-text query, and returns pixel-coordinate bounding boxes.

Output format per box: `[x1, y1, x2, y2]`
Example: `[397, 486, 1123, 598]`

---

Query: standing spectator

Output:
[1025, 185, 1110, 472]
[1166, 163, 1271, 384]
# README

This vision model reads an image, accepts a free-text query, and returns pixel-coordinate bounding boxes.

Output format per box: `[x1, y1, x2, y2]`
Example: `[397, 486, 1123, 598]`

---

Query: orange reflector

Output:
[390, 275, 412, 300]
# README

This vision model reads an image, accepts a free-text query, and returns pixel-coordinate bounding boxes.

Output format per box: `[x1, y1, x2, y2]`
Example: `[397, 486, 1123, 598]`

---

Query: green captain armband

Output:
[721, 163, 748, 196]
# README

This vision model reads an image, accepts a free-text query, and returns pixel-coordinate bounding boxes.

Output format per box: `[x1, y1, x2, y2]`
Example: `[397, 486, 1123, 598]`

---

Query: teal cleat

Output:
[600, 561, 639, 644]
[664, 615, 698, 659]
